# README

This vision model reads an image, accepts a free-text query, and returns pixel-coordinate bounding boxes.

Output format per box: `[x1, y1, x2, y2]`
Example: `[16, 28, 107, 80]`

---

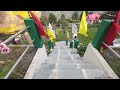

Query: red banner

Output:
[28, 11, 49, 39]
[102, 11, 120, 49]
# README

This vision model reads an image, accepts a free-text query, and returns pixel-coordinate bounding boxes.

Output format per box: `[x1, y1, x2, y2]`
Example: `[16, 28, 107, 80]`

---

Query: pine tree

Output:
[61, 14, 65, 19]
[72, 12, 79, 20]
[48, 13, 57, 24]
[100, 11, 116, 20]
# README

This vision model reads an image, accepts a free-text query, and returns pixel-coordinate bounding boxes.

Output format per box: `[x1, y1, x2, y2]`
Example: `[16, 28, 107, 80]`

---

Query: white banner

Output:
[71, 23, 78, 34]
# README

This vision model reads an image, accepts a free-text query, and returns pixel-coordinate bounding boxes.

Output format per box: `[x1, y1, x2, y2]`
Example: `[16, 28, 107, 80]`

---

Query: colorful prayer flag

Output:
[78, 11, 88, 37]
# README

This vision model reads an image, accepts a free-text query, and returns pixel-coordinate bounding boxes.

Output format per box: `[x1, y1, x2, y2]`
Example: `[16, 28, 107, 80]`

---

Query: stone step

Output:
[50, 51, 58, 54]
[58, 62, 75, 65]
[45, 60, 58, 64]
[83, 69, 111, 79]
[56, 69, 85, 79]
[47, 56, 58, 59]
[49, 54, 58, 57]
[59, 52, 68, 54]
[57, 63, 77, 70]
[69, 50, 77, 54]
[74, 60, 85, 64]
[46, 58, 58, 61]
[64, 47, 77, 54]
[59, 56, 72, 60]
[71, 54, 82, 60]
[32, 68, 53, 79]
[76, 64, 98, 69]
[40, 63, 78, 70]
[48, 55, 58, 58]
[58, 57, 73, 63]
[40, 63, 56, 69]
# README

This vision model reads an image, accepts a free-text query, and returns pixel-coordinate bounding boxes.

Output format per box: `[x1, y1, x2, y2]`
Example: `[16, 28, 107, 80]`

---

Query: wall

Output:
[83, 43, 119, 79]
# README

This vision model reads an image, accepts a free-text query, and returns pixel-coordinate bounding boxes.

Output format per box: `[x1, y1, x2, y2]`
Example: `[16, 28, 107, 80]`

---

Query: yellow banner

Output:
[78, 11, 88, 37]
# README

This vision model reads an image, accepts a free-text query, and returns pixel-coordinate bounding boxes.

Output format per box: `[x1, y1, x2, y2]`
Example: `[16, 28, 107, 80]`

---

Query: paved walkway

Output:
[30, 41, 110, 79]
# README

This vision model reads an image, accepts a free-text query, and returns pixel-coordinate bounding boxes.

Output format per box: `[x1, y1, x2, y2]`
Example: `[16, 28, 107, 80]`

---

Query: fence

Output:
[0, 26, 36, 79]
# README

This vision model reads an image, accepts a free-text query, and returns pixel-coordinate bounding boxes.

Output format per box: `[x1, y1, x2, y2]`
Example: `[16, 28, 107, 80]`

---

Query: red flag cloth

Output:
[102, 11, 120, 49]
[28, 11, 49, 39]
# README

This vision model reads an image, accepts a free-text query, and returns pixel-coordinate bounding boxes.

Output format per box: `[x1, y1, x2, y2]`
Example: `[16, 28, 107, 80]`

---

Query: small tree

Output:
[48, 13, 57, 24]
[100, 11, 116, 20]
[61, 14, 65, 19]
[40, 16, 48, 26]
[56, 19, 61, 26]
[72, 12, 79, 20]
[61, 19, 69, 26]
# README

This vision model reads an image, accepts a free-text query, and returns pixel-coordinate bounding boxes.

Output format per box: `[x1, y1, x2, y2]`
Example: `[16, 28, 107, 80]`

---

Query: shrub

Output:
[48, 13, 57, 24]
[72, 12, 79, 20]
[61, 14, 65, 19]
[77, 44, 87, 57]
[40, 16, 48, 26]
[61, 19, 69, 26]
[100, 11, 116, 20]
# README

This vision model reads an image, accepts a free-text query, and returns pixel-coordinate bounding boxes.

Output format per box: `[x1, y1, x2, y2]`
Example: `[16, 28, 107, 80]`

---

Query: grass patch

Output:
[102, 48, 120, 78]
[77, 26, 98, 46]
[0, 34, 11, 41]
[55, 26, 72, 42]
[0, 46, 26, 79]
[77, 26, 98, 56]
[106, 59, 120, 78]
[0, 61, 14, 79]
[54, 24, 99, 57]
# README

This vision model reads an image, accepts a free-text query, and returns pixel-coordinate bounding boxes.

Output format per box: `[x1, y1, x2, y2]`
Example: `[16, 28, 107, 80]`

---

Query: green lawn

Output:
[55, 26, 72, 42]
[55, 24, 98, 45]
[105, 59, 120, 78]
[0, 47, 25, 79]
[0, 61, 14, 79]
[77, 25, 98, 56]
[54, 24, 99, 56]
[77, 26, 98, 46]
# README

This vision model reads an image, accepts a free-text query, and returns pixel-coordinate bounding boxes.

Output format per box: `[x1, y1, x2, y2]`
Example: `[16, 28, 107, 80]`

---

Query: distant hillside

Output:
[41, 11, 106, 20]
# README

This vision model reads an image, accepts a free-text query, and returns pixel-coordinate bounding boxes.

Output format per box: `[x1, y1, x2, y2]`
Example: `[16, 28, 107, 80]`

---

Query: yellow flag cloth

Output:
[67, 31, 70, 40]
[48, 23, 56, 38]
[78, 11, 88, 37]
[49, 35, 54, 42]
[12, 11, 29, 18]
[47, 27, 55, 42]
[47, 28, 54, 37]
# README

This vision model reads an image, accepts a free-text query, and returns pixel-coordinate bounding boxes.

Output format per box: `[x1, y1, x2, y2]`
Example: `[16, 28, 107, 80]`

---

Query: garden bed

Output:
[0, 46, 37, 79]
[101, 48, 120, 78]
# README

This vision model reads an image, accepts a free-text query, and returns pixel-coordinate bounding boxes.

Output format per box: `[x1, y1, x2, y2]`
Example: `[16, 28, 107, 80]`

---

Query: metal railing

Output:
[3, 26, 30, 44]
[0, 26, 36, 79]
[4, 39, 34, 79]
[102, 41, 120, 59]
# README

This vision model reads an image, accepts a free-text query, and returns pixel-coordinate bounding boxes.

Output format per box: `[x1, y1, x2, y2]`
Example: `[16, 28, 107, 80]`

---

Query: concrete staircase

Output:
[31, 41, 110, 79]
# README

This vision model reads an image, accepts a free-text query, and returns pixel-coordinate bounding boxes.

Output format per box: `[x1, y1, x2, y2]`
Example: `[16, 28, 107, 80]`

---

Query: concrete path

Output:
[30, 41, 110, 79]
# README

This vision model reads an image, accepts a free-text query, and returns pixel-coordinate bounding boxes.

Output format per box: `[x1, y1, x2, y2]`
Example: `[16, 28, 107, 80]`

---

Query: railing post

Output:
[24, 18, 43, 48]
[92, 20, 112, 50]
